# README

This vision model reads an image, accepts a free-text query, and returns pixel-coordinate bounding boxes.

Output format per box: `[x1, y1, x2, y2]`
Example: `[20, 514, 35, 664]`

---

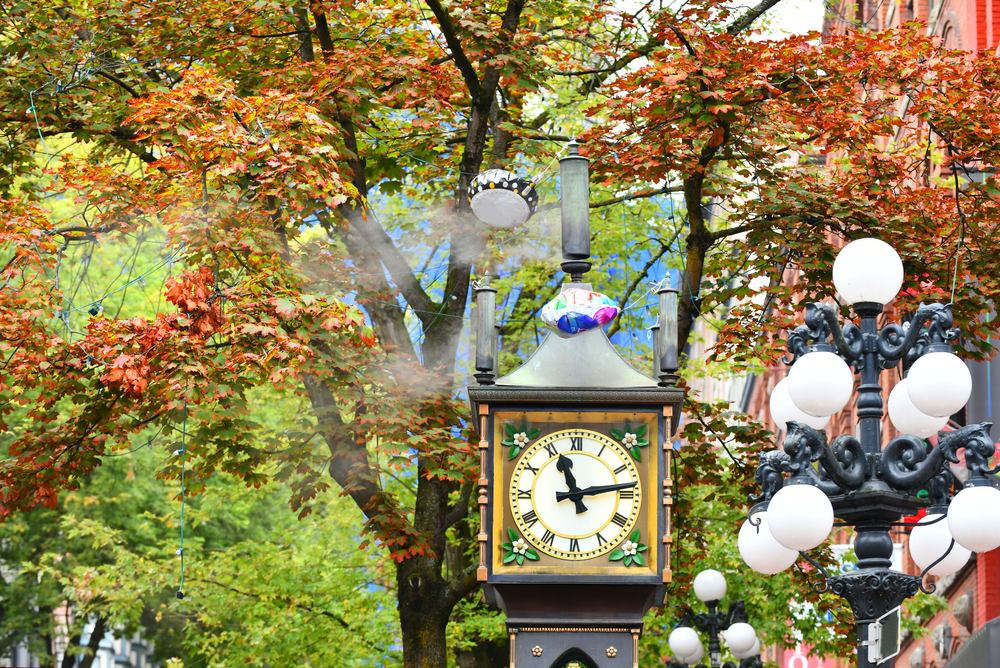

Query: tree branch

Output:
[423, 0, 482, 100]
[444, 563, 480, 609]
[193, 578, 350, 628]
[590, 185, 684, 208]
[709, 223, 753, 241]
[727, 0, 786, 35]
[93, 70, 140, 99]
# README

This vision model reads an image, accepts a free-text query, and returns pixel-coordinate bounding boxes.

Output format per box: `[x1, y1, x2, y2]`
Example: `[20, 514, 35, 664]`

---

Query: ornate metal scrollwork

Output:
[881, 423, 998, 491]
[877, 303, 957, 363]
[748, 449, 788, 509]
[827, 571, 921, 621]
[779, 422, 849, 494]
[783, 303, 863, 366]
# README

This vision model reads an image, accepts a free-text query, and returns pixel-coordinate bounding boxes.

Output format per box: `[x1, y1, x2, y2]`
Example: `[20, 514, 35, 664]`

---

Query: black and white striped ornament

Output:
[468, 169, 538, 229]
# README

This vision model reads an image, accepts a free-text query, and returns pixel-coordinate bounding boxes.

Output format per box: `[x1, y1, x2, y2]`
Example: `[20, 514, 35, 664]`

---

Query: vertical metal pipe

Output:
[651, 324, 661, 379]
[658, 288, 680, 384]
[559, 140, 592, 281]
[853, 302, 884, 454]
[474, 275, 497, 385]
[492, 323, 501, 379]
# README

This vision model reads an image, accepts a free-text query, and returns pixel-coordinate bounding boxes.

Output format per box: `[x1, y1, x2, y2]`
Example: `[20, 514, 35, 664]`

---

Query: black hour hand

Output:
[556, 453, 588, 514]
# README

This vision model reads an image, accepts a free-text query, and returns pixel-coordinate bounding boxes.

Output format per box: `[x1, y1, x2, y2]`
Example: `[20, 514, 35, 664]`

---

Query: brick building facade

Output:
[707, 3, 1000, 666]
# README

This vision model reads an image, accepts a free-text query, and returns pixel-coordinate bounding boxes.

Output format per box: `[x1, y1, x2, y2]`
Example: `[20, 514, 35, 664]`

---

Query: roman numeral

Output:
[596, 532, 607, 546]
[522, 510, 538, 528]
[544, 443, 559, 457]
[541, 529, 556, 546]
[569, 538, 581, 553]
[614, 464, 628, 475]
[570, 437, 583, 451]
[523, 461, 539, 474]
[517, 489, 531, 500]
[611, 513, 628, 527]
[618, 489, 634, 499]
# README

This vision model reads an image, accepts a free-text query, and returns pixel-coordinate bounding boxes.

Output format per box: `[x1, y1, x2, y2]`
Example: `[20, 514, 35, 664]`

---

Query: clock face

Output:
[509, 429, 641, 560]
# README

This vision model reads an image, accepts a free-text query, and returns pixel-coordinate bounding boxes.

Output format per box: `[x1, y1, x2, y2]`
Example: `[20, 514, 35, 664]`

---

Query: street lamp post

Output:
[742, 238, 1000, 667]
[666, 570, 763, 668]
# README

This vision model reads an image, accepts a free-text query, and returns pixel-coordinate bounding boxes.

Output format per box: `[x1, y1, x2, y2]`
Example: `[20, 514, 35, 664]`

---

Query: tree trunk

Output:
[397, 560, 451, 668]
[78, 615, 106, 668]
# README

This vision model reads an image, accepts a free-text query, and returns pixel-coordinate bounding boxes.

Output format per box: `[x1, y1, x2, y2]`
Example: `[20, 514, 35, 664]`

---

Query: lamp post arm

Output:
[780, 422, 849, 494]
[817, 433, 867, 491]
[876, 302, 955, 363]
[813, 302, 863, 362]
[880, 433, 948, 491]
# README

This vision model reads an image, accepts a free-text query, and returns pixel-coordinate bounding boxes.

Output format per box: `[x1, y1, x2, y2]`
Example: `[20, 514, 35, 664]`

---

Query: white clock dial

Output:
[509, 429, 641, 560]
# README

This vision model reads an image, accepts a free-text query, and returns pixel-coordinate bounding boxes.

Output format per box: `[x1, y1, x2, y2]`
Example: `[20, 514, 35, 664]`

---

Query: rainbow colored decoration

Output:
[540, 287, 620, 337]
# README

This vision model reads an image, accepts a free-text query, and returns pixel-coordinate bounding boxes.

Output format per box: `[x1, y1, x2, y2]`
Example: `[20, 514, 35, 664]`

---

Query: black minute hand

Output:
[556, 453, 588, 514]
[556, 481, 637, 502]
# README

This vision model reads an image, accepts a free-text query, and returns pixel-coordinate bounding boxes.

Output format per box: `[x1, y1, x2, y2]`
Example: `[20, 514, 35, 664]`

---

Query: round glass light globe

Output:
[909, 513, 971, 576]
[770, 378, 831, 432]
[732, 637, 761, 661]
[693, 569, 728, 602]
[948, 485, 1000, 553]
[787, 351, 854, 418]
[832, 237, 904, 305]
[907, 352, 972, 418]
[739, 512, 799, 574]
[669, 626, 702, 659]
[725, 623, 757, 655]
[768, 483, 834, 552]
[680, 641, 704, 665]
[888, 379, 949, 438]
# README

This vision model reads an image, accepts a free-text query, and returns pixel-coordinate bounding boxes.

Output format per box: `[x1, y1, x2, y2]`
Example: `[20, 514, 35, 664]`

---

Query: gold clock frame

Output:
[508, 429, 641, 560]
[489, 410, 660, 577]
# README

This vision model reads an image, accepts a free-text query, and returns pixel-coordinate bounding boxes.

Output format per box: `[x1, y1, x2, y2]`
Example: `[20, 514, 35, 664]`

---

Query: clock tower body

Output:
[468, 294, 684, 668]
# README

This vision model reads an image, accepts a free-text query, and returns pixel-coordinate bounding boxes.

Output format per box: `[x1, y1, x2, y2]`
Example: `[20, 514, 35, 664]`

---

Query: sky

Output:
[759, 0, 826, 38]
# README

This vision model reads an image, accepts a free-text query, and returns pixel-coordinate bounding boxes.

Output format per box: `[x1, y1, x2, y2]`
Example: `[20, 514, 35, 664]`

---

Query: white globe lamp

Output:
[770, 378, 831, 432]
[669, 626, 702, 660]
[739, 512, 799, 574]
[767, 483, 834, 551]
[732, 637, 761, 660]
[948, 484, 1000, 553]
[680, 641, 704, 665]
[888, 379, 949, 438]
[909, 513, 971, 576]
[832, 238, 904, 305]
[906, 352, 972, 418]
[724, 623, 758, 656]
[693, 569, 728, 602]
[787, 351, 854, 418]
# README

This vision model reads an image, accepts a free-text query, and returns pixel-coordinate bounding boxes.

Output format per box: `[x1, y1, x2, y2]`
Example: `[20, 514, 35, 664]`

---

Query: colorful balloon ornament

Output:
[540, 287, 620, 337]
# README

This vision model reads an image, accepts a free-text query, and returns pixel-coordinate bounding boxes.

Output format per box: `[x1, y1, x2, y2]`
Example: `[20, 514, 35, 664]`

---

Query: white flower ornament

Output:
[512, 539, 527, 555]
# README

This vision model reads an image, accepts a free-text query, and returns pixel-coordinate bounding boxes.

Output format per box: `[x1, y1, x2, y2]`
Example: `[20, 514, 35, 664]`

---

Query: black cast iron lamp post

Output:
[666, 570, 762, 668]
[742, 237, 1000, 667]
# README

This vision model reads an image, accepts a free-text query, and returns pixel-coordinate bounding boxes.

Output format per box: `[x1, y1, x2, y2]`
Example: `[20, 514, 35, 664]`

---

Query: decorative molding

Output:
[827, 570, 921, 621]
[512, 627, 633, 633]
[469, 387, 683, 405]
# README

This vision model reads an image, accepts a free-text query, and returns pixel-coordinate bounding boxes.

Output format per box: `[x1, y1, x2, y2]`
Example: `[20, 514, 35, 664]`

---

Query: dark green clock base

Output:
[487, 583, 662, 626]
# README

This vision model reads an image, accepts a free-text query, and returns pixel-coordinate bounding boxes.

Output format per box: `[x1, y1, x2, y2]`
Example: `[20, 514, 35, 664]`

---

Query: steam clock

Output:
[467, 143, 685, 668]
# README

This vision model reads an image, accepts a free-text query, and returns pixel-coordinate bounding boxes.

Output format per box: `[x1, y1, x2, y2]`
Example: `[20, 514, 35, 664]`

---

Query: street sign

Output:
[867, 606, 901, 665]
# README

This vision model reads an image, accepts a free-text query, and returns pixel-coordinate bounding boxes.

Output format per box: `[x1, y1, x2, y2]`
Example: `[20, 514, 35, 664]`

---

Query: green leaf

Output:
[506, 424, 516, 437]
[635, 424, 647, 437]
[503, 552, 517, 564]
[625, 422, 632, 432]
[630, 446, 641, 461]
[519, 423, 527, 432]
[502, 437, 514, 446]
[516, 554, 524, 565]
[637, 543, 647, 552]
[632, 553, 644, 566]
[527, 428, 540, 438]
[610, 428, 625, 440]
[508, 527, 517, 542]
[501, 542, 513, 550]
[624, 555, 632, 566]
[637, 438, 649, 447]
[609, 549, 625, 561]
[630, 529, 641, 542]
[508, 445, 520, 460]
[525, 548, 539, 560]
